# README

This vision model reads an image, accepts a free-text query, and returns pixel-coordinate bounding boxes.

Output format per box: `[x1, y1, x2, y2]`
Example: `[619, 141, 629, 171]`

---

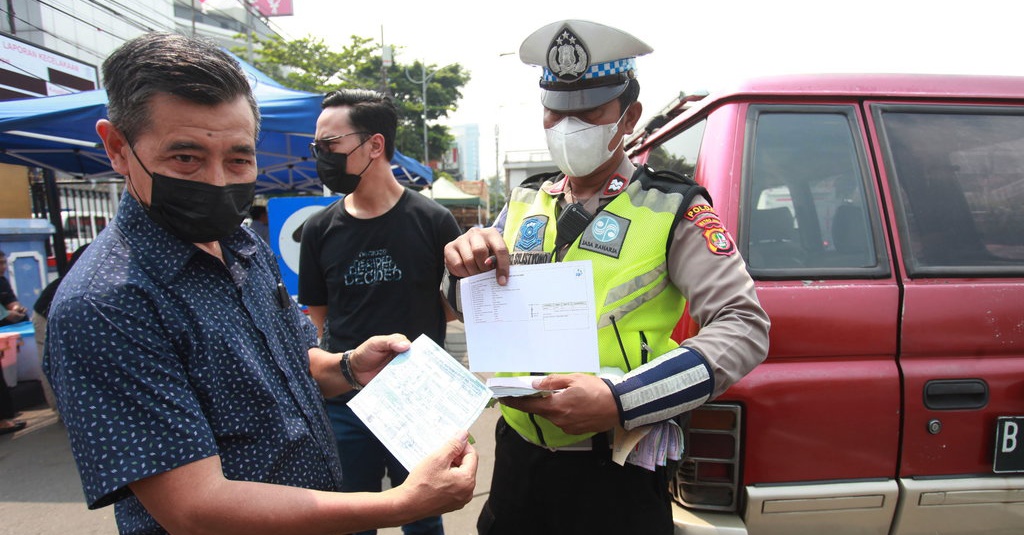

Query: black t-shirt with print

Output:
[298, 189, 461, 356]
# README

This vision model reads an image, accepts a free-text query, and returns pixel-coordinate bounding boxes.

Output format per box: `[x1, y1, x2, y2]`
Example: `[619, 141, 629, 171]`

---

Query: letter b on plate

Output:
[994, 416, 1024, 473]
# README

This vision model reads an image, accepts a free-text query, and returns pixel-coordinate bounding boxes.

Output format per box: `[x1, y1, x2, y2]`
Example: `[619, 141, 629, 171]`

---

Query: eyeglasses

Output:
[309, 132, 369, 158]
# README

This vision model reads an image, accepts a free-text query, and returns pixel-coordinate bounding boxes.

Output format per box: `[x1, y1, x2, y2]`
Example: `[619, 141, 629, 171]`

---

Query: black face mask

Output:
[316, 138, 373, 194]
[131, 148, 254, 243]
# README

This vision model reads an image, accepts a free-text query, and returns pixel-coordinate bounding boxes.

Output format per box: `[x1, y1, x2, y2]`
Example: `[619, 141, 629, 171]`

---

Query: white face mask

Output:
[545, 109, 626, 177]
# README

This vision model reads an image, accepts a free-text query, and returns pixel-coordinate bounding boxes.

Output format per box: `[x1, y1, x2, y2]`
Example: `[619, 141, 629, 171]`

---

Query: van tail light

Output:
[671, 403, 742, 511]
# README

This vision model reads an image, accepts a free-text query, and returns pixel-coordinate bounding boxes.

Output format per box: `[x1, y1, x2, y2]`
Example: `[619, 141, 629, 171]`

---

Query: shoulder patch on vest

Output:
[702, 226, 736, 256]
[695, 216, 722, 229]
[579, 212, 630, 258]
[515, 215, 549, 251]
[684, 204, 734, 255]
[684, 204, 716, 221]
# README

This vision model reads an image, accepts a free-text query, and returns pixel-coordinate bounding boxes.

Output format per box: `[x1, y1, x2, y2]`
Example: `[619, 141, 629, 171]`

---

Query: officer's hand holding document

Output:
[459, 260, 600, 394]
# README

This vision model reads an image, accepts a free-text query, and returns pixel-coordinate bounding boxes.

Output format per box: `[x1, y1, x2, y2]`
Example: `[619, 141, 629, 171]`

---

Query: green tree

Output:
[238, 34, 471, 166]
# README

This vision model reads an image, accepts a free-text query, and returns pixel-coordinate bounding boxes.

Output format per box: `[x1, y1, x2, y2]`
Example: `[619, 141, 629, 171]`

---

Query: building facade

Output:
[1, 0, 278, 84]
[450, 123, 480, 182]
[1, 0, 283, 258]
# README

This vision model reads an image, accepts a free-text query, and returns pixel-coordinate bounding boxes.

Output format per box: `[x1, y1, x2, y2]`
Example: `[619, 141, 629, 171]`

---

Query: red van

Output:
[628, 74, 1024, 535]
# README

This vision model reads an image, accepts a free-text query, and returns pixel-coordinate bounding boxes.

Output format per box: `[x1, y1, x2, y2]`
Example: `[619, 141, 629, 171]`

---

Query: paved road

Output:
[0, 322, 498, 535]
[0, 406, 117, 534]
[0, 401, 499, 535]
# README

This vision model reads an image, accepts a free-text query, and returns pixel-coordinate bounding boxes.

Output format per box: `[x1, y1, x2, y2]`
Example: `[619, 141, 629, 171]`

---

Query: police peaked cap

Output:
[519, 19, 653, 112]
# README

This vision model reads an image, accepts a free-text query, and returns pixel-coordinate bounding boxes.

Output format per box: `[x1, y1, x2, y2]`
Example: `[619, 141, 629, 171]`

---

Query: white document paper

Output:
[485, 376, 560, 398]
[461, 260, 599, 373]
[348, 334, 492, 472]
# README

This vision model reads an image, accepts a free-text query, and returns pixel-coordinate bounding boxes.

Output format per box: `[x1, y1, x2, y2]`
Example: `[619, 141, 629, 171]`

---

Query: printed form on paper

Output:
[460, 260, 599, 373]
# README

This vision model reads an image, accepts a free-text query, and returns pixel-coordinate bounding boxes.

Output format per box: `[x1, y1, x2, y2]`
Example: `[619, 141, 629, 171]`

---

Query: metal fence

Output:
[30, 178, 122, 262]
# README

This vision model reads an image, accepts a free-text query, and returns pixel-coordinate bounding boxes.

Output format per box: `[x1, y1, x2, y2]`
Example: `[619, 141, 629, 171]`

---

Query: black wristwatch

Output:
[339, 350, 363, 390]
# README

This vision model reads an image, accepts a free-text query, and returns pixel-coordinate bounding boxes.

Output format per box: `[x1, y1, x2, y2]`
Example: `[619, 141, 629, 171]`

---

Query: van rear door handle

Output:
[923, 379, 988, 410]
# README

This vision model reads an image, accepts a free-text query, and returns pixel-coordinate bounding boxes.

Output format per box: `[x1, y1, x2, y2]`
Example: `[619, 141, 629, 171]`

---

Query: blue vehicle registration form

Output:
[460, 260, 599, 373]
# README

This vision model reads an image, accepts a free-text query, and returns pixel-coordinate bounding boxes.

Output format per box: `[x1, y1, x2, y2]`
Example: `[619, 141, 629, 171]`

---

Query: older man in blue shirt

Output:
[44, 32, 477, 535]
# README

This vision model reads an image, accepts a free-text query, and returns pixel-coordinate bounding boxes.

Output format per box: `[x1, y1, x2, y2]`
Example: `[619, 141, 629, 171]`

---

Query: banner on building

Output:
[252, 0, 293, 17]
[199, 0, 292, 17]
[0, 34, 98, 101]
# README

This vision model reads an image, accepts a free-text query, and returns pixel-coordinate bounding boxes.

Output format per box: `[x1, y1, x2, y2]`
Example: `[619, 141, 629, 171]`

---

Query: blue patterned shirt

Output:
[45, 192, 341, 534]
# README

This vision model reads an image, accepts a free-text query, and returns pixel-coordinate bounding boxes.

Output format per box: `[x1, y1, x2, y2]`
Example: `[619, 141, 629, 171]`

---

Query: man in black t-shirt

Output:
[298, 89, 460, 535]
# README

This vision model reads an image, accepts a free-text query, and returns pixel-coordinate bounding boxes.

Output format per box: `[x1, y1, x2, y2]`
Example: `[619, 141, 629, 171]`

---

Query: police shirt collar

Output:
[543, 157, 636, 200]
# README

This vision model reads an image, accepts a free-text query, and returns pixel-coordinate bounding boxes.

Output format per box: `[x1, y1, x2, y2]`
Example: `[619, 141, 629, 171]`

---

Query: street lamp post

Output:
[495, 122, 501, 196]
[405, 63, 449, 166]
[495, 52, 517, 197]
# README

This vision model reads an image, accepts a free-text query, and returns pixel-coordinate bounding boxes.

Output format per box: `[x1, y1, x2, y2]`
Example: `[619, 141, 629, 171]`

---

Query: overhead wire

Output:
[0, 8, 109, 63]
[2, 0, 285, 81]
[83, 0, 168, 33]
[34, 0, 157, 34]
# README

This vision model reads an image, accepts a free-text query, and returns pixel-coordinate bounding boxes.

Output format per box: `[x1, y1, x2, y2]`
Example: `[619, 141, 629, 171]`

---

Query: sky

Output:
[269, 0, 1024, 178]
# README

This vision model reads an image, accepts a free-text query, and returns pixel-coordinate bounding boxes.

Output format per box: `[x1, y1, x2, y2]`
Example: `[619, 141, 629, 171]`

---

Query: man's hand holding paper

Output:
[398, 430, 479, 519]
[349, 335, 492, 472]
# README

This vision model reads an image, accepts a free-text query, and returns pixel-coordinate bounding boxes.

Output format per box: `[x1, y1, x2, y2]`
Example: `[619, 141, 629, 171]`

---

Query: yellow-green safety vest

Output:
[499, 167, 701, 447]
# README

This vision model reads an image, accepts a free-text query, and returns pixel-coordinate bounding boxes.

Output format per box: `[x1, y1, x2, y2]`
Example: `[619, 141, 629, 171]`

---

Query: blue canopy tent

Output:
[0, 54, 432, 273]
[0, 54, 433, 192]
[391, 150, 434, 186]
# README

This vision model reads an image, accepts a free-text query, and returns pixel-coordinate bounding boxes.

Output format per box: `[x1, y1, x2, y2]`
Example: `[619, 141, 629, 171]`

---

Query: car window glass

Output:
[746, 108, 879, 275]
[877, 107, 1024, 276]
[644, 119, 706, 179]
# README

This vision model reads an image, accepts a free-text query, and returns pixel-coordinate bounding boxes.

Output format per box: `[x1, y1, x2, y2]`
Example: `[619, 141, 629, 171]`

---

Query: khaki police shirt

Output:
[546, 157, 770, 398]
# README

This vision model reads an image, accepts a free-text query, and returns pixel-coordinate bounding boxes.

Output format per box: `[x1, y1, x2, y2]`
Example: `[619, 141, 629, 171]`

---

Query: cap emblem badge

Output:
[547, 26, 589, 81]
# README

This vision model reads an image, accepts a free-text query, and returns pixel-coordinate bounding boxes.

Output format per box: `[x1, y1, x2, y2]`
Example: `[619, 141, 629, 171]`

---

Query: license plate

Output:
[993, 416, 1024, 473]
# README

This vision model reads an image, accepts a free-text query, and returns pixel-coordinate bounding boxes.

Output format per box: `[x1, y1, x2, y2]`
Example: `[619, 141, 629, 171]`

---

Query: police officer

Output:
[444, 19, 771, 534]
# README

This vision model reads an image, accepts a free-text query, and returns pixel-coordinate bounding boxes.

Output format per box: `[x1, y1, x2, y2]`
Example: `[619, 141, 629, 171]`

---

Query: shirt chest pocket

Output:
[185, 323, 289, 438]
